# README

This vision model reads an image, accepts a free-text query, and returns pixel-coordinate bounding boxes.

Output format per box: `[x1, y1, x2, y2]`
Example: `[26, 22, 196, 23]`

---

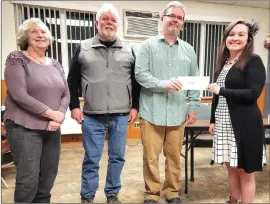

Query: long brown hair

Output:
[215, 19, 258, 72]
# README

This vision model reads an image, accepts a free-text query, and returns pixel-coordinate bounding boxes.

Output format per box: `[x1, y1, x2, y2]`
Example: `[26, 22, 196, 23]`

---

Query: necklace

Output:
[225, 59, 237, 65]
[26, 50, 46, 65]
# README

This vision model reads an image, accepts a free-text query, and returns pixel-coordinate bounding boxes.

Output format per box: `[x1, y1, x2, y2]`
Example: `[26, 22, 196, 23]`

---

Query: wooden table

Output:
[183, 118, 270, 194]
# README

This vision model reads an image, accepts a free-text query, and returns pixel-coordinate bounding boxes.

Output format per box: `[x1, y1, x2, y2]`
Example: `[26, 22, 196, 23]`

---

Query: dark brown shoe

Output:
[144, 199, 157, 203]
[166, 197, 182, 203]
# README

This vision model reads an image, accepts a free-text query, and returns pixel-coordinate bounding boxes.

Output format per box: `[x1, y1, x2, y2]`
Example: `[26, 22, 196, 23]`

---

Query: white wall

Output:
[2, 1, 17, 76]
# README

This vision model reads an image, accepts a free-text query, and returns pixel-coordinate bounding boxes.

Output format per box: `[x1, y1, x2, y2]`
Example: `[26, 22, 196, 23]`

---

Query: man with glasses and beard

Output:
[67, 3, 140, 203]
[135, 1, 200, 203]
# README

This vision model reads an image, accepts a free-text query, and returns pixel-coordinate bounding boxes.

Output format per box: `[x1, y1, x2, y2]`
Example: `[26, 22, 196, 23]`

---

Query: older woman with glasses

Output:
[3, 18, 70, 203]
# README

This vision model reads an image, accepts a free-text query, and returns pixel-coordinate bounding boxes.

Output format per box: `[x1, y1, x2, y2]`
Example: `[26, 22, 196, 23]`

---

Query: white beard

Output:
[103, 30, 117, 41]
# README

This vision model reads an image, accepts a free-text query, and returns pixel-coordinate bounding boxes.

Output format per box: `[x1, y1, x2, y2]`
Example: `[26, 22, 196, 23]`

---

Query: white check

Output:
[178, 76, 210, 90]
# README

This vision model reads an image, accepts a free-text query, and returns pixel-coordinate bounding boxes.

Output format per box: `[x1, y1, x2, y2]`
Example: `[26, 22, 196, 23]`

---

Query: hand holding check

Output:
[165, 78, 183, 91]
[178, 76, 210, 90]
[207, 83, 221, 95]
[165, 76, 212, 91]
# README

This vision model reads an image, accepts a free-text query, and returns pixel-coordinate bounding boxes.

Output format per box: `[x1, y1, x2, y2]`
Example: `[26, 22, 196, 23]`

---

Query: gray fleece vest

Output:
[78, 36, 135, 114]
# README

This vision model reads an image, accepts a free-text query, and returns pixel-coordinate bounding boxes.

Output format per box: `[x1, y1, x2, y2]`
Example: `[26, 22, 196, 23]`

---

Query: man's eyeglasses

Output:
[163, 14, 184, 21]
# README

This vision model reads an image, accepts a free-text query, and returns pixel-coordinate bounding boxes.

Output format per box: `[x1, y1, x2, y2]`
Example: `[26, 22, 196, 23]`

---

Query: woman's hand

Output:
[47, 121, 61, 131]
[43, 109, 65, 123]
[208, 83, 220, 95]
[209, 123, 215, 136]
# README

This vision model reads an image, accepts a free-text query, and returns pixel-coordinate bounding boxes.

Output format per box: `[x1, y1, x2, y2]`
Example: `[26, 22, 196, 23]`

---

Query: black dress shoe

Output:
[144, 199, 157, 203]
[166, 197, 182, 203]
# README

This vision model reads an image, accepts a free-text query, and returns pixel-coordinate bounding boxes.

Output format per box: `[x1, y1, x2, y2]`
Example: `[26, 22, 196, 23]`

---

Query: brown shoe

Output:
[226, 196, 240, 203]
[81, 196, 94, 203]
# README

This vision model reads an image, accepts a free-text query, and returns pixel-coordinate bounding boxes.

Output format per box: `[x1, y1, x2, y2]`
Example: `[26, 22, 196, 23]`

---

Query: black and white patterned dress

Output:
[212, 67, 266, 167]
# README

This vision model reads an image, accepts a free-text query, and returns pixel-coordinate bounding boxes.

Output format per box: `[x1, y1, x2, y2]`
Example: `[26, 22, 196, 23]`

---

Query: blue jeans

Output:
[80, 114, 128, 199]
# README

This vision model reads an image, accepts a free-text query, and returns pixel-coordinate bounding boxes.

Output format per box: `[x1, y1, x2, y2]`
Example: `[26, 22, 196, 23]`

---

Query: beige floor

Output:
[2, 141, 270, 203]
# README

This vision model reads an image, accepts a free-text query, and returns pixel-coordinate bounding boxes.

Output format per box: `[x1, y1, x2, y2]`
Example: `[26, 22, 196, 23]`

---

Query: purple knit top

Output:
[3, 51, 70, 130]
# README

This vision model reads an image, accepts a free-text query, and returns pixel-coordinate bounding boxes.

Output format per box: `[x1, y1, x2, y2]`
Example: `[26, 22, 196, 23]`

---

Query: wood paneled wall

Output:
[1, 80, 7, 105]
[257, 85, 266, 116]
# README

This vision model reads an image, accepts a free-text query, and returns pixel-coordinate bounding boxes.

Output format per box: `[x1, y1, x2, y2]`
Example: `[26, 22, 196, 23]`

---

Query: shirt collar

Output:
[157, 33, 180, 44]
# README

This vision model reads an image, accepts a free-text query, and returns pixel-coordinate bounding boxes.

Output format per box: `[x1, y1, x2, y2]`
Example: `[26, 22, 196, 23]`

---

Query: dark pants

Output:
[80, 114, 128, 199]
[5, 119, 61, 203]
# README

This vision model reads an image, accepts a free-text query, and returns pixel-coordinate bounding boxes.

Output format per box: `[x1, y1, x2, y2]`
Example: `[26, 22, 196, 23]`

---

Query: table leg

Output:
[1, 177, 8, 188]
[184, 130, 188, 194]
[190, 130, 194, 181]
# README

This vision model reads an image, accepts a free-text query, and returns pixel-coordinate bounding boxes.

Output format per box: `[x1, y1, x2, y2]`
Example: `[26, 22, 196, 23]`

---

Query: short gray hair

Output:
[162, 1, 186, 18]
[17, 18, 54, 51]
[96, 3, 120, 23]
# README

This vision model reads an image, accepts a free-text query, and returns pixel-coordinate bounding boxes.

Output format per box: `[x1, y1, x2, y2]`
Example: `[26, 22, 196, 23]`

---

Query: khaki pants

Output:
[140, 119, 185, 201]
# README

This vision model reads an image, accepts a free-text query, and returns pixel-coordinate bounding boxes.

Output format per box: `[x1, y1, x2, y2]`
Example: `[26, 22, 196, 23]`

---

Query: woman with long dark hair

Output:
[208, 19, 266, 203]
